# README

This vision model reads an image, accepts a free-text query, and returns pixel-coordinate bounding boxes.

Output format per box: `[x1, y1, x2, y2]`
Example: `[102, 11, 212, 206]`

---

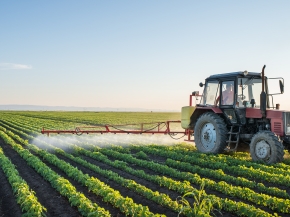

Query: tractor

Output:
[41, 65, 289, 164]
[181, 65, 289, 164]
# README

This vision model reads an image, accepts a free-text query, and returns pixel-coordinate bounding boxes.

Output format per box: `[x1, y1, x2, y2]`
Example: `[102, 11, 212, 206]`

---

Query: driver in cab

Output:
[215, 82, 234, 106]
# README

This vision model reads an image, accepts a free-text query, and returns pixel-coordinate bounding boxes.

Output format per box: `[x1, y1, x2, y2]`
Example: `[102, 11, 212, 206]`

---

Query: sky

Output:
[1, 1, 290, 111]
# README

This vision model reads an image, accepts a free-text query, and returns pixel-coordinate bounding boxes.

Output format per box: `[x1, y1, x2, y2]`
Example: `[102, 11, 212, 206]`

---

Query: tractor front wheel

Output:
[250, 131, 284, 164]
[194, 112, 228, 154]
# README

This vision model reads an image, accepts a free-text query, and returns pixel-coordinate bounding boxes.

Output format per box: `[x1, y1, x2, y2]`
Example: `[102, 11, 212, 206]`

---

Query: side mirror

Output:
[199, 82, 204, 87]
[279, 80, 284, 94]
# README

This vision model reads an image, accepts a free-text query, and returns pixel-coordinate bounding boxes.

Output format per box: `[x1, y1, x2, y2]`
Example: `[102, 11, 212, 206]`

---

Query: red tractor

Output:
[182, 65, 289, 164]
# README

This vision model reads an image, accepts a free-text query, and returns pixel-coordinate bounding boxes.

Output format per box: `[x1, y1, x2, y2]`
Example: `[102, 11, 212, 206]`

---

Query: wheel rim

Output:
[200, 122, 216, 151]
[255, 140, 271, 160]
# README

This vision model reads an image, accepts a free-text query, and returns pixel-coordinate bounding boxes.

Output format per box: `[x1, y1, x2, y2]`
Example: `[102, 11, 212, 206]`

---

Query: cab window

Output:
[202, 81, 219, 105]
[221, 81, 234, 105]
[238, 78, 262, 107]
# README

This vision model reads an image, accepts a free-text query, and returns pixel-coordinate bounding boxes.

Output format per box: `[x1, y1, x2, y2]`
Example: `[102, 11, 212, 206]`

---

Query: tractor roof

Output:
[207, 71, 261, 80]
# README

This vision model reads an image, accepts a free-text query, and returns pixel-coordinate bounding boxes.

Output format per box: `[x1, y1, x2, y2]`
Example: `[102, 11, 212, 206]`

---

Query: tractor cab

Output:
[199, 71, 265, 125]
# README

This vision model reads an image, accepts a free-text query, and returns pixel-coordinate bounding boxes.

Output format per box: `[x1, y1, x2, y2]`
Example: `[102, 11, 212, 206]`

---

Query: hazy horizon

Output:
[0, 104, 180, 112]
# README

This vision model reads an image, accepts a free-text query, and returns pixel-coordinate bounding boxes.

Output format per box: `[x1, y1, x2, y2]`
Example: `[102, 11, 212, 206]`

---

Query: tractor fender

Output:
[189, 106, 223, 129]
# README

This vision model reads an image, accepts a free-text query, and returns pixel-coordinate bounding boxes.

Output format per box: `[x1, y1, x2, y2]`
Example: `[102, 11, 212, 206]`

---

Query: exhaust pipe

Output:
[260, 65, 267, 118]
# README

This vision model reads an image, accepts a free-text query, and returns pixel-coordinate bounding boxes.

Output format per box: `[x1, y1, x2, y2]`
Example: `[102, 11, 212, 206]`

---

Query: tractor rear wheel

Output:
[194, 112, 228, 154]
[250, 131, 284, 164]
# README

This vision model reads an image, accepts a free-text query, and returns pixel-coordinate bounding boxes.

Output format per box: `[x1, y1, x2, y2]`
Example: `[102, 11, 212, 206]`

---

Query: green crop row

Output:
[98, 147, 290, 214]
[165, 159, 289, 199]
[0, 146, 46, 217]
[2, 110, 290, 168]
[133, 145, 290, 187]
[1, 119, 288, 215]
[5, 112, 290, 173]
[9, 127, 184, 216]
[1, 122, 184, 216]
[58, 150, 184, 215]
[128, 144, 289, 199]
[0, 115, 76, 132]
[0, 128, 111, 217]
[14, 122, 275, 217]
[1, 115, 278, 215]
[2, 126, 163, 217]
[2, 114, 290, 216]
[73, 146, 276, 217]
[148, 145, 290, 176]
[1, 111, 181, 126]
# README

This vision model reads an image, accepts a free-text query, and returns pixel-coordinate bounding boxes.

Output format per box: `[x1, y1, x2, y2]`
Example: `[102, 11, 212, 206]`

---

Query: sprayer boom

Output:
[41, 120, 189, 137]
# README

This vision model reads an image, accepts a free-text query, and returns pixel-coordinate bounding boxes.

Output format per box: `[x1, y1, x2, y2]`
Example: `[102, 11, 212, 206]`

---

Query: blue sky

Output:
[1, 1, 290, 111]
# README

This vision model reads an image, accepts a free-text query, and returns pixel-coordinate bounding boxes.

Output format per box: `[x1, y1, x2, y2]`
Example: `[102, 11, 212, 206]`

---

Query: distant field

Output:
[2, 110, 181, 124]
[1, 111, 290, 217]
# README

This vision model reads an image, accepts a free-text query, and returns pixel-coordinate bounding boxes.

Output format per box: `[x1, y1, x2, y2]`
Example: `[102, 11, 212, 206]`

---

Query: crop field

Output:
[1, 111, 290, 217]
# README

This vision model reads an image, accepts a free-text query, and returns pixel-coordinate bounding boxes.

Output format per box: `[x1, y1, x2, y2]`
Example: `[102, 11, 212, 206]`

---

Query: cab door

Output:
[219, 80, 239, 124]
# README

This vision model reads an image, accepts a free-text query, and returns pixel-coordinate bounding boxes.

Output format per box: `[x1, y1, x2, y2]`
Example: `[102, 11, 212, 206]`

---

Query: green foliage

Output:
[0, 130, 110, 217]
[177, 181, 220, 217]
[135, 151, 149, 160]
[0, 146, 47, 217]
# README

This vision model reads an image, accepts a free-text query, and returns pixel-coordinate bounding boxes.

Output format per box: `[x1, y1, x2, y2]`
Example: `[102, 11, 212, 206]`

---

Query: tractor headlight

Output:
[243, 70, 248, 76]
